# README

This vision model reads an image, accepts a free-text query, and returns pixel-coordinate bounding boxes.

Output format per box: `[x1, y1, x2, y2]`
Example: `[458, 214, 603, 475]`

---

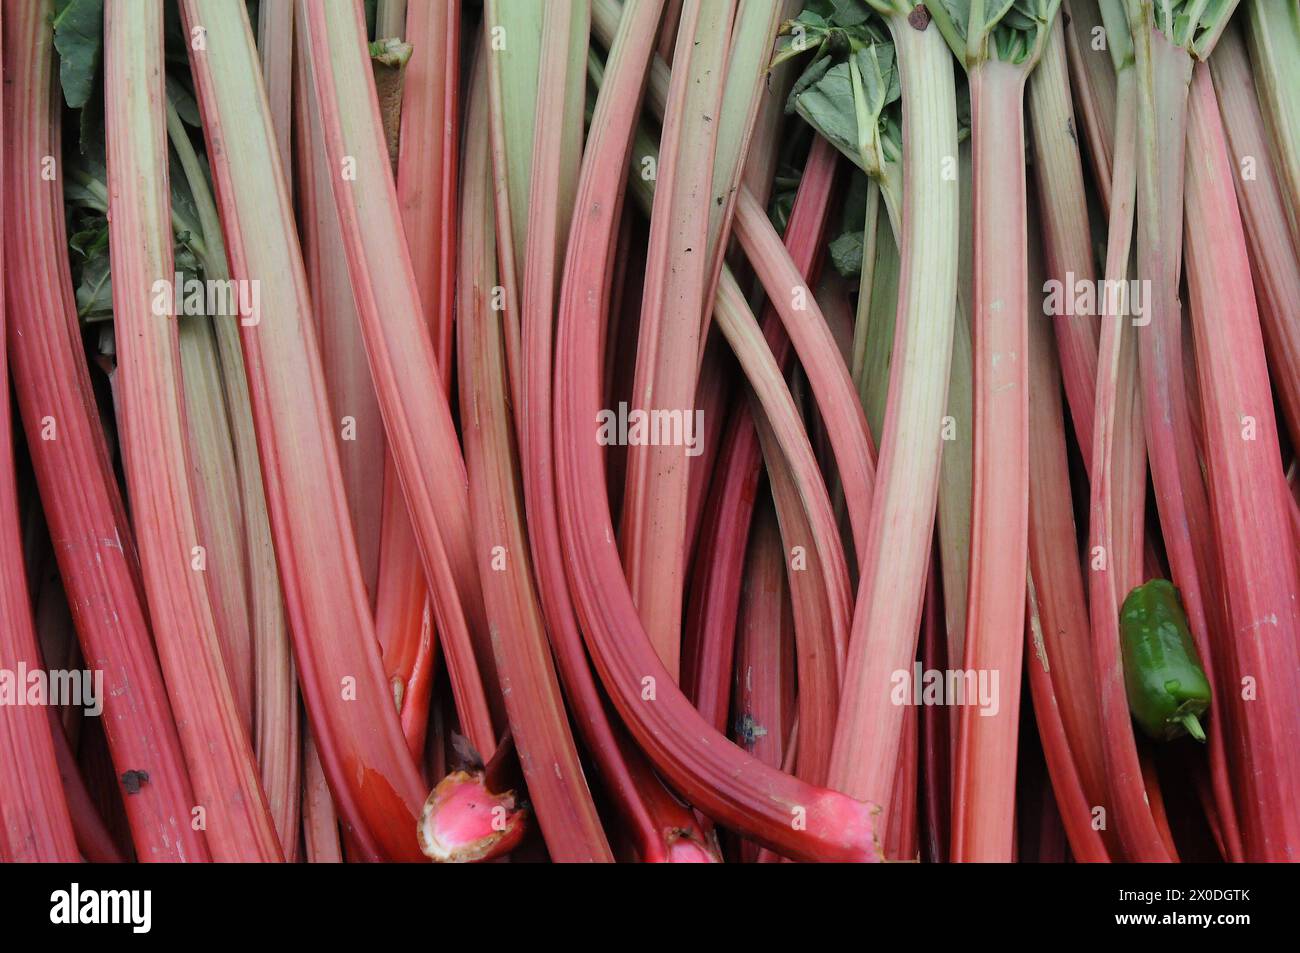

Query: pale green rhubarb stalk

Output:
[376, 0, 407, 40]
[483, 0, 544, 414]
[556, 0, 878, 862]
[1184, 61, 1300, 863]
[521, 1, 716, 862]
[165, 102, 300, 861]
[459, 66, 612, 861]
[924, 0, 1061, 862]
[182, 0, 429, 860]
[1085, 10, 1176, 860]
[702, 0, 787, 320]
[740, 0, 805, 211]
[620, 0, 734, 681]
[1210, 22, 1300, 459]
[854, 141, 972, 683]
[3, 0, 207, 862]
[1245, 1, 1300, 254]
[105, 0, 280, 861]
[825, 1, 960, 836]
[939, 140, 974, 678]
[0, 2, 77, 864]
[298, 0, 500, 755]
[372, 0, 461, 756]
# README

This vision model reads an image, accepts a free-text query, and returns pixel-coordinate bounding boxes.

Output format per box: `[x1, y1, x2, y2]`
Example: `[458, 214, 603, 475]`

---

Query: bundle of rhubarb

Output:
[0, 0, 1296, 864]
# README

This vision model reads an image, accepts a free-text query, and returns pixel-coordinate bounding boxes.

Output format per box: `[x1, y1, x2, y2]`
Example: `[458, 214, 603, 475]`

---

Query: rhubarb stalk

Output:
[556, 0, 879, 862]
[1184, 60, 1300, 862]
[105, 0, 280, 861]
[925, 0, 1061, 862]
[182, 0, 431, 860]
[620, 0, 734, 680]
[2, 0, 207, 862]
[298, 0, 500, 753]
[0, 2, 78, 861]
[460, 47, 612, 863]
[826, 3, 961, 837]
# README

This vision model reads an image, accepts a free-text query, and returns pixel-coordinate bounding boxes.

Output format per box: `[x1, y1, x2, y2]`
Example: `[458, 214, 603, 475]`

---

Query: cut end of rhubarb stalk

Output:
[417, 770, 528, 863]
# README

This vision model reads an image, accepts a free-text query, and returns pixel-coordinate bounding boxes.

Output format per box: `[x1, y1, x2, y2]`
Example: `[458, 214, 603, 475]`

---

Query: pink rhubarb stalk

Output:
[1184, 62, 1300, 862]
[106, 0, 280, 861]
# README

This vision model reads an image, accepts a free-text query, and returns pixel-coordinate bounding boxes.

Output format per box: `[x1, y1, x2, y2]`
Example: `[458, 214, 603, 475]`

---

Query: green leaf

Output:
[53, 0, 105, 110]
[829, 231, 865, 277]
[769, 188, 797, 233]
[792, 62, 863, 165]
[830, 0, 873, 28]
[787, 53, 833, 112]
[74, 253, 113, 321]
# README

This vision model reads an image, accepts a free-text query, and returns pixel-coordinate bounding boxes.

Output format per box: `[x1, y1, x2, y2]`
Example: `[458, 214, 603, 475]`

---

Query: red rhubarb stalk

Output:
[298, 0, 499, 754]
[2, 0, 207, 862]
[0, 7, 76, 860]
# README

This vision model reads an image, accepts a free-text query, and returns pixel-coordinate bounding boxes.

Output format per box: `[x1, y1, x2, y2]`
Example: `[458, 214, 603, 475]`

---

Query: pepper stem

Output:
[1179, 713, 1206, 743]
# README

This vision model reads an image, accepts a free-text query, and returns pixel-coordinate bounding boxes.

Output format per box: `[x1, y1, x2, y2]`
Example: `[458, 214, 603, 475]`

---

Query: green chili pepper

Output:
[1119, 579, 1212, 743]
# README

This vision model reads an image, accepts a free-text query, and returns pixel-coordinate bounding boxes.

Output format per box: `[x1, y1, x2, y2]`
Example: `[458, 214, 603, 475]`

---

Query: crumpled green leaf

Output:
[53, 0, 104, 110]
[924, 0, 1060, 66]
[791, 61, 861, 162]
